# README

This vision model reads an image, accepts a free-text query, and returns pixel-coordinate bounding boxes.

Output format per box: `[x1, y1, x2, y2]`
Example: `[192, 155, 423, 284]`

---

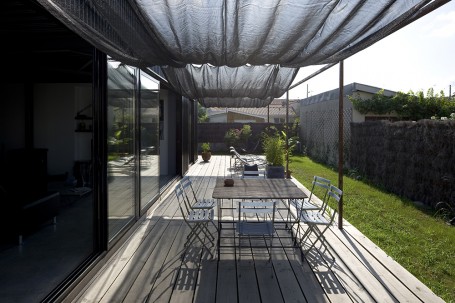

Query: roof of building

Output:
[300, 82, 397, 106]
[207, 98, 299, 118]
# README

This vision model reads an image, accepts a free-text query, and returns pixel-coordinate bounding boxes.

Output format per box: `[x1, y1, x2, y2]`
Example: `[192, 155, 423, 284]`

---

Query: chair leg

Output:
[304, 225, 335, 263]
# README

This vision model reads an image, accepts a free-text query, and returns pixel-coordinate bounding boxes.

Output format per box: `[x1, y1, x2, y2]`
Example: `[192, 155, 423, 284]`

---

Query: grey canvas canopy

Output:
[161, 64, 299, 107]
[37, 0, 448, 107]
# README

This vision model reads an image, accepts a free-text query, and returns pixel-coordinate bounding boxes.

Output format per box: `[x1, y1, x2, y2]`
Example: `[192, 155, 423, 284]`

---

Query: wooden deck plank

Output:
[99, 218, 180, 303]
[71, 156, 445, 303]
[340, 223, 445, 303]
[270, 239, 307, 303]
[78, 215, 167, 302]
[237, 243, 262, 303]
[279, 245, 331, 303]
[325, 225, 419, 302]
[310, 228, 400, 302]
[216, 245, 238, 303]
[192, 256, 218, 303]
[252, 240, 285, 303]
[125, 221, 187, 303]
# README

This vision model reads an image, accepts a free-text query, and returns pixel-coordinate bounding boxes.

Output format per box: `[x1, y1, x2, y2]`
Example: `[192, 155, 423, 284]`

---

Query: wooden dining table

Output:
[212, 178, 308, 200]
[212, 177, 308, 256]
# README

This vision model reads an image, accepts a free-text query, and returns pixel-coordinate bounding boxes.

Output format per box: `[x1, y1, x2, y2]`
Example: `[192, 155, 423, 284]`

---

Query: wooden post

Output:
[338, 61, 344, 229]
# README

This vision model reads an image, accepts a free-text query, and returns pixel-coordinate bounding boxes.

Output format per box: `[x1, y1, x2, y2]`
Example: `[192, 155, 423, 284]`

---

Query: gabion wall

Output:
[300, 104, 352, 167]
[350, 120, 455, 208]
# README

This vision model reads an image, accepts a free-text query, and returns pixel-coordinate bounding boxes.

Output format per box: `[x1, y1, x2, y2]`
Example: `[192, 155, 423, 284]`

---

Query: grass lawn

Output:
[289, 155, 455, 303]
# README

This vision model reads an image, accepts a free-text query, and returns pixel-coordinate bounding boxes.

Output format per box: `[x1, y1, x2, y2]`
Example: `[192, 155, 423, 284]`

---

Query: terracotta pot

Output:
[201, 151, 211, 162]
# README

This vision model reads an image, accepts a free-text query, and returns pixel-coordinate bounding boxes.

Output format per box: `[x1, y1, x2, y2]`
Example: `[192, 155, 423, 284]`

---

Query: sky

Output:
[286, 1, 455, 100]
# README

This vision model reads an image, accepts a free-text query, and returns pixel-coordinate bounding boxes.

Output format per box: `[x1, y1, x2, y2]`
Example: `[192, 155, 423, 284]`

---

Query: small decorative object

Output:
[201, 142, 212, 162]
[224, 178, 234, 187]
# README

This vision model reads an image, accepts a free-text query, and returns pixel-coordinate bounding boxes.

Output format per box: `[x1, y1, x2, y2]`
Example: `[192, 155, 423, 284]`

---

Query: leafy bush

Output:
[224, 124, 252, 149]
[261, 126, 285, 166]
[349, 88, 455, 121]
[201, 142, 211, 153]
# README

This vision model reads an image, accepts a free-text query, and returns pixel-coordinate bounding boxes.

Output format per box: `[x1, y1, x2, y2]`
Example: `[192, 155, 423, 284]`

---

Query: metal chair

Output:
[174, 185, 216, 259]
[287, 176, 331, 225]
[298, 185, 343, 262]
[241, 164, 266, 179]
[230, 146, 266, 172]
[181, 176, 217, 210]
[236, 200, 276, 265]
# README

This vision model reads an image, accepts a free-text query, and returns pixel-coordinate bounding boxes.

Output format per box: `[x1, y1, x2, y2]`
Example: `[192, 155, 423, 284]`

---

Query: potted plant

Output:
[262, 131, 285, 178]
[201, 142, 212, 162]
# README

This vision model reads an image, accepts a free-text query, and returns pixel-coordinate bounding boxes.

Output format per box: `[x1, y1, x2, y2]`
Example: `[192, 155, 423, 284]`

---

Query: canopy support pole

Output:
[338, 60, 344, 230]
[285, 91, 289, 178]
[288, 63, 338, 90]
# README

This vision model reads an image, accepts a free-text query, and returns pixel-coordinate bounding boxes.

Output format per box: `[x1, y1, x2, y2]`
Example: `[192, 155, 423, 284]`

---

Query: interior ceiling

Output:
[0, 0, 93, 83]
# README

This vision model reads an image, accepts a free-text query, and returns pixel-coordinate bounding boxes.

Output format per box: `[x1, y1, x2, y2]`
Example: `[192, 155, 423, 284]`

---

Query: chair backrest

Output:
[174, 184, 191, 215]
[321, 184, 343, 215]
[180, 176, 198, 204]
[242, 164, 265, 178]
[238, 201, 276, 222]
[307, 175, 331, 206]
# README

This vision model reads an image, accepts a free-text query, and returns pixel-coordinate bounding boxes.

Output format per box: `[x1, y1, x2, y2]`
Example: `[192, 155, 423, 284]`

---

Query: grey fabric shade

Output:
[37, 0, 447, 107]
[161, 64, 299, 107]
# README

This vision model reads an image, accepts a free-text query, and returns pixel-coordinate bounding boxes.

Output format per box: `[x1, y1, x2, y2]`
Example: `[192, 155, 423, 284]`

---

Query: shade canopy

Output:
[37, 0, 447, 107]
[162, 64, 299, 107]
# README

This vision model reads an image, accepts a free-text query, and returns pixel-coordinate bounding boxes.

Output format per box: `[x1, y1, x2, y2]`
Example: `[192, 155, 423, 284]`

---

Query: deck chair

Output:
[236, 200, 276, 265]
[287, 176, 331, 225]
[174, 185, 216, 259]
[230, 147, 267, 172]
[298, 185, 343, 262]
[181, 176, 217, 210]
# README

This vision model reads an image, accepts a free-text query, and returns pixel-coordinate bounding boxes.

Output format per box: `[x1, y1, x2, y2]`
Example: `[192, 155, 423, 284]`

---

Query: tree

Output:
[197, 102, 209, 122]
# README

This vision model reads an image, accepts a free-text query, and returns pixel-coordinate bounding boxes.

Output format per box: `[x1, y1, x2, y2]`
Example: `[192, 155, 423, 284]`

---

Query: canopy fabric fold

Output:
[36, 0, 446, 107]
[197, 97, 275, 108]
[37, 0, 436, 68]
[161, 64, 299, 107]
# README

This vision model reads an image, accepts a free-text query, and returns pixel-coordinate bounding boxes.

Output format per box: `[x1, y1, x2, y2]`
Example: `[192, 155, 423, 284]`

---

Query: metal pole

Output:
[285, 91, 289, 178]
[338, 61, 344, 230]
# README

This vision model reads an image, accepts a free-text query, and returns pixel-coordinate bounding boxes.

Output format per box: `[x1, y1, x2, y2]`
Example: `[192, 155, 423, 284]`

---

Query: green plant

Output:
[239, 124, 252, 148]
[281, 130, 299, 159]
[349, 88, 455, 121]
[224, 128, 240, 147]
[434, 201, 455, 225]
[197, 102, 209, 122]
[201, 142, 211, 153]
[224, 124, 253, 149]
[289, 155, 455, 302]
[262, 127, 284, 166]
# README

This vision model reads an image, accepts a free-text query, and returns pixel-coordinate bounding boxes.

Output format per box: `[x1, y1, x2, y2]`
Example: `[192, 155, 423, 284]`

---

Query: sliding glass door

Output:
[107, 60, 136, 239]
[139, 71, 160, 210]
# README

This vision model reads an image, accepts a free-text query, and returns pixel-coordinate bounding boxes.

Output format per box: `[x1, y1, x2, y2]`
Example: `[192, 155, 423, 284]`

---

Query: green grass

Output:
[289, 155, 455, 303]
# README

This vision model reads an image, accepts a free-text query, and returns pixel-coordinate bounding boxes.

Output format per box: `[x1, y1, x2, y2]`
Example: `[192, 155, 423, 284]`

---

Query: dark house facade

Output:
[0, 1, 197, 302]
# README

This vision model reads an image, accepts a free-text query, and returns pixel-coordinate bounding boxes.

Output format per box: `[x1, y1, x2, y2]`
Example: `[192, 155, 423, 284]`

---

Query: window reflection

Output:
[140, 71, 160, 209]
[107, 59, 136, 240]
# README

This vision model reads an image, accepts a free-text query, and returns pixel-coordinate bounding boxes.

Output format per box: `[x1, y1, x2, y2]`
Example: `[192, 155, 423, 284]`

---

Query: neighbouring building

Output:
[207, 98, 300, 123]
[299, 82, 396, 167]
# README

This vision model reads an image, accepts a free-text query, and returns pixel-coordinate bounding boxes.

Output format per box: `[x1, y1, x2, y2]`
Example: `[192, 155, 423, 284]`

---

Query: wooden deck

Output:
[71, 155, 444, 303]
